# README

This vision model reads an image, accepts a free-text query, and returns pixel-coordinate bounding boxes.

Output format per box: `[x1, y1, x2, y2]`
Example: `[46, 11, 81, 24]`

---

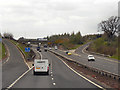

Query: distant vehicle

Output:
[33, 59, 50, 75]
[55, 46, 58, 50]
[44, 44, 48, 52]
[88, 55, 95, 61]
[49, 47, 52, 50]
[37, 47, 41, 52]
[68, 52, 72, 55]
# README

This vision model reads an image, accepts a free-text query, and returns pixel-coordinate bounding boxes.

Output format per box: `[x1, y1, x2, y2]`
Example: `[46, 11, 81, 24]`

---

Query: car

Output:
[55, 46, 58, 50]
[44, 48, 47, 52]
[37, 47, 40, 51]
[88, 55, 95, 61]
[33, 59, 50, 75]
[68, 52, 72, 55]
[49, 47, 52, 50]
[44, 44, 48, 52]
[66, 51, 69, 54]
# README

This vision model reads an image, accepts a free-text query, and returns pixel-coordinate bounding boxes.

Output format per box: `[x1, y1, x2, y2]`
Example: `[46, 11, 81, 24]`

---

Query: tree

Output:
[3, 32, 14, 39]
[98, 16, 119, 39]
[70, 31, 83, 44]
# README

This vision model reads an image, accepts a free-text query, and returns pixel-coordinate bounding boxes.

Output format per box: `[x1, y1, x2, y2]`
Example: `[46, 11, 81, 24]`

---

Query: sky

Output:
[0, 0, 119, 39]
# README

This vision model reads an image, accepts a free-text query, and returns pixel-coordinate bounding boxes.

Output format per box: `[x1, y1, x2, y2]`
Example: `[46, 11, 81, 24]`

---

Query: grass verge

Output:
[10, 40, 29, 59]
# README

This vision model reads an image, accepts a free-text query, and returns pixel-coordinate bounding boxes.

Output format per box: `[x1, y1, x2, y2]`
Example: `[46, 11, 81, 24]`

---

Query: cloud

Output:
[0, 0, 119, 39]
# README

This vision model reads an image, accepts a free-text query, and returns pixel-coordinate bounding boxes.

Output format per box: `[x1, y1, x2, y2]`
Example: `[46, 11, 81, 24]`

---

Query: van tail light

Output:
[33, 66, 35, 71]
[47, 67, 49, 70]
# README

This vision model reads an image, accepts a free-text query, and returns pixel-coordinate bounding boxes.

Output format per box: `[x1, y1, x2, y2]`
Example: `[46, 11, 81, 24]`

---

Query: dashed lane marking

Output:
[53, 83, 56, 86]
[54, 55, 105, 90]
[52, 78, 54, 80]
[51, 75, 53, 77]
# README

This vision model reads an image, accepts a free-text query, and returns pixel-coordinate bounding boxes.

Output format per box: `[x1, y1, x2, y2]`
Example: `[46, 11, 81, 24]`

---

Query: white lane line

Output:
[7, 67, 33, 89]
[14, 44, 30, 69]
[51, 72, 53, 74]
[3, 57, 9, 65]
[39, 52, 42, 60]
[18, 47, 31, 69]
[51, 74, 53, 77]
[82, 45, 119, 63]
[53, 83, 56, 86]
[55, 55, 105, 90]
[2, 43, 10, 65]
[52, 78, 54, 80]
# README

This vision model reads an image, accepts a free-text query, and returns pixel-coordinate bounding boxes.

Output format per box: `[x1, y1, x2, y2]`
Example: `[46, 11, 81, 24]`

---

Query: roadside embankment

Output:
[9, 39, 36, 68]
[87, 37, 119, 60]
[0, 41, 9, 61]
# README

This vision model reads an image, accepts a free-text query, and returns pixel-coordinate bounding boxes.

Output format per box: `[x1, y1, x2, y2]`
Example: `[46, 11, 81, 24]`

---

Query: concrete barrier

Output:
[48, 50, 120, 81]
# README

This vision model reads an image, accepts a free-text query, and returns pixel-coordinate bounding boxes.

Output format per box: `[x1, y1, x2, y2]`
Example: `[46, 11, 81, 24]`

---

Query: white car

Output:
[49, 47, 52, 50]
[33, 59, 50, 75]
[55, 46, 58, 50]
[88, 55, 95, 61]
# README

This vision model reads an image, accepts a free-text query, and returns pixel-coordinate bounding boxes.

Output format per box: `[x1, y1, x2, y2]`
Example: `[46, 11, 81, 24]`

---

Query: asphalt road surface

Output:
[12, 49, 102, 89]
[51, 43, 119, 75]
[1, 42, 104, 89]
[2, 39, 28, 89]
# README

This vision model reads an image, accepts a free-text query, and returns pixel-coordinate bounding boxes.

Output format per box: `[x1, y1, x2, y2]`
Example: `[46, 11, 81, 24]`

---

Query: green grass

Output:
[0, 43, 2, 59]
[111, 56, 120, 60]
[88, 37, 119, 60]
[10, 40, 29, 58]
[2, 43, 6, 59]
[0, 43, 6, 59]
[69, 44, 82, 50]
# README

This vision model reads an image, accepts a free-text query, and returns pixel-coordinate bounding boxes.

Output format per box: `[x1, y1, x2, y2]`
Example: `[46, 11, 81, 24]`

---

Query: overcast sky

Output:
[0, 0, 119, 39]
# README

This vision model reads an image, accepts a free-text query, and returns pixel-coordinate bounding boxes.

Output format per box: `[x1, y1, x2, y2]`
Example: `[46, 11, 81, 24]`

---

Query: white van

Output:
[33, 59, 50, 75]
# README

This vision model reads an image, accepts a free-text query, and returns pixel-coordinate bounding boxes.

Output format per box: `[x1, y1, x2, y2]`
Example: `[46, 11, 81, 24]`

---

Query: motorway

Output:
[2, 41, 104, 89]
[51, 43, 119, 75]
[2, 40, 28, 89]
[12, 49, 101, 88]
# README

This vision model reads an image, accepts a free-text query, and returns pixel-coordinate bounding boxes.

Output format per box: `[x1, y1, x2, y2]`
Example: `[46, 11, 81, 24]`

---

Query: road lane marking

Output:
[10, 41, 31, 69]
[38, 52, 42, 60]
[3, 57, 9, 65]
[82, 45, 119, 63]
[7, 67, 33, 89]
[53, 83, 56, 86]
[52, 78, 54, 80]
[2, 43, 10, 65]
[51, 72, 53, 74]
[51, 75, 53, 77]
[18, 47, 31, 69]
[54, 55, 105, 90]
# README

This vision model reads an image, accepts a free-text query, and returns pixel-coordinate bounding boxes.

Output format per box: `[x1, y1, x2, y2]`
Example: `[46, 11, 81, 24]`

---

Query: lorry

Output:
[33, 59, 50, 75]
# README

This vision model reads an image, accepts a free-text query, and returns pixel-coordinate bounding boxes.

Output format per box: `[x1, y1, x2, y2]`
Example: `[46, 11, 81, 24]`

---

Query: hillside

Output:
[47, 31, 102, 50]
[88, 34, 119, 60]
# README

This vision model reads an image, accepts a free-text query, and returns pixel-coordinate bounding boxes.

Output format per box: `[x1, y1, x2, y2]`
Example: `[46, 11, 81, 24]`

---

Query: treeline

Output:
[88, 16, 120, 60]
[47, 31, 102, 50]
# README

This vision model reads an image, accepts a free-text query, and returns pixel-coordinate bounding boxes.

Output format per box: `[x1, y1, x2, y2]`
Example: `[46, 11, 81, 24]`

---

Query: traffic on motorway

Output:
[2, 40, 119, 89]
[2, 40, 107, 89]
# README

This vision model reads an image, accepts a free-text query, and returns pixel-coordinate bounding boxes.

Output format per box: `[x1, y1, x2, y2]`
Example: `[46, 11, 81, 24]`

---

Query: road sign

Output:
[0, 38, 2, 42]
[25, 47, 30, 52]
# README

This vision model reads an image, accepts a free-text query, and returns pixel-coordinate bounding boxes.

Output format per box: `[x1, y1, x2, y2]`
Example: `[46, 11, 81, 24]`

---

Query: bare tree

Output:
[3, 32, 14, 39]
[98, 16, 119, 39]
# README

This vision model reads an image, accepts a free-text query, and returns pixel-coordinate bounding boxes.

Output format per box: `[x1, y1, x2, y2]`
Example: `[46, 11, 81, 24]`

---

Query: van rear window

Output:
[37, 61, 45, 63]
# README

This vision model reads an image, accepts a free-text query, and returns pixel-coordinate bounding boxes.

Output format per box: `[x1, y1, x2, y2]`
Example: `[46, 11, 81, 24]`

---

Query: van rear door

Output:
[35, 60, 48, 72]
